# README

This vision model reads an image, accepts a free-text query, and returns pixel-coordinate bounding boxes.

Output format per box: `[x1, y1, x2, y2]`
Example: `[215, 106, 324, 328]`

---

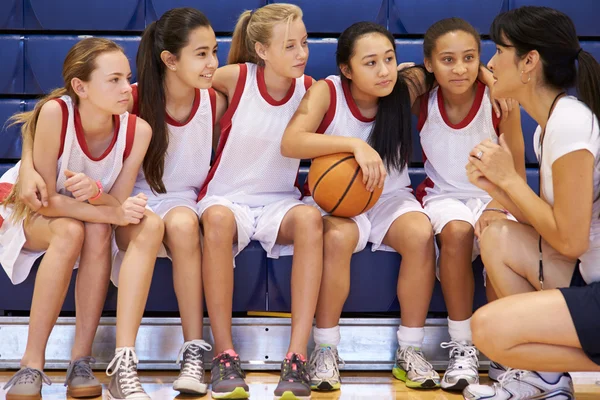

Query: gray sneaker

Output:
[106, 347, 149, 400]
[3, 367, 52, 400]
[308, 345, 343, 390]
[210, 350, 249, 399]
[65, 356, 102, 398]
[274, 353, 312, 400]
[173, 339, 212, 395]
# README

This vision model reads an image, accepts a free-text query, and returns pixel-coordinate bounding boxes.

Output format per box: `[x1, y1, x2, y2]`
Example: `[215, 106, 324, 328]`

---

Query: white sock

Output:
[448, 317, 473, 343]
[537, 371, 564, 383]
[397, 325, 425, 348]
[313, 326, 341, 347]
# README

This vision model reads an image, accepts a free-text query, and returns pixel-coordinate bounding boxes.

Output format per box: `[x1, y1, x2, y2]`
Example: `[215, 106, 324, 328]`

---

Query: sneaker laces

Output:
[176, 339, 212, 380]
[64, 356, 96, 386]
[3, 367, 52, 390]
[398, 347, 434, 373]
[309, 346, 344, 376]
[441, 341, 479, 370]
[282, 354, 310, 384]
[497, 368, 528, 388]
[214, 352, 246, 381]
[106, 347, 145, 396]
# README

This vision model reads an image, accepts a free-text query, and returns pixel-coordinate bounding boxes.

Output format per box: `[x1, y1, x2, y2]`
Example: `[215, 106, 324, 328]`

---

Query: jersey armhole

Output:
[492, 107, 501, 136]
[123, 114, 137, 161]
[218, 63, 247, 131]
[54, 98, 69, 159]
[131, 84, 139, 115]
[416, 93, 429, 132]
[304, 75, 314, 91]
[315, 79, 336, 134]
[208, 88, 217, 126]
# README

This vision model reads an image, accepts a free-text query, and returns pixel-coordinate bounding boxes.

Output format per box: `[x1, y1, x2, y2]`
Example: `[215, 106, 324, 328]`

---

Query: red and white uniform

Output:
[416, 81, 501, 260]
[305, 75, 425, 253]
[197, 63, 313, 259]
[0, 95, 136, 284]
[111, 84, 216, 283]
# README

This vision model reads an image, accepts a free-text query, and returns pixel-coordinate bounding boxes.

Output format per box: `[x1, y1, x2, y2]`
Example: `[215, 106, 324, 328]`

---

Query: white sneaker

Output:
[463, 369, 574, 399]
[441, 341, 479, 391]
[173, 339, 212, 395]
[489, 361, 507, 382]
[393, 346, 440, 389]
[308, 345, 343, 390]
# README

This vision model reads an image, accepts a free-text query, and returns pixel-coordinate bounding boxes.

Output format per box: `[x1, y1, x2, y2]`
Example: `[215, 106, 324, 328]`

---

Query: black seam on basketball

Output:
[360, 190, 375, 214]
[312, 155, 355, 199]
[330, 165, 361, 214]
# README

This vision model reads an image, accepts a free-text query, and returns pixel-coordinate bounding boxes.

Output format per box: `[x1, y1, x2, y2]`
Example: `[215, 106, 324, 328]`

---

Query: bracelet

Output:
[89, 180, 103, 201]
[482, 208, 509, 215]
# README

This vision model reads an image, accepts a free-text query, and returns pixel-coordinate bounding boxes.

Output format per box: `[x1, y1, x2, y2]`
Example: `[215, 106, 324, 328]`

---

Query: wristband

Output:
[89, 180, 103, 201]
[482, 208, 508, 215]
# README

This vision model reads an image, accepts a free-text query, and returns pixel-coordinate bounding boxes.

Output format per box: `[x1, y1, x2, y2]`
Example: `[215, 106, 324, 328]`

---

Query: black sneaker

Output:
[274, 353, 311, 400]
[210, 350, 250, 399]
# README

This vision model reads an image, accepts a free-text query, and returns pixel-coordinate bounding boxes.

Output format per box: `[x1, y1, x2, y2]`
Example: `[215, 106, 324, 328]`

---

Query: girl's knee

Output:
[136, 212, 165, 245]
[165, 211, 200, 239]
[51, 218, 85, 250]
[202, 206, 236, 241]
[292, 205, 323, 233]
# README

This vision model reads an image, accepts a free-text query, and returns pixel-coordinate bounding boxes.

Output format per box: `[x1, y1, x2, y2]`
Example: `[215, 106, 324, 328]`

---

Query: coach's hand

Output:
[469, 136, 517, 189]
[353, 140, 386, 192]
[18, 166, 48, 211]
[475, 209, 507, 239]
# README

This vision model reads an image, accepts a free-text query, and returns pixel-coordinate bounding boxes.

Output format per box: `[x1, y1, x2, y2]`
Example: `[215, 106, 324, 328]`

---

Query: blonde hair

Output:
[228, 3, 303, 65]
[2, 37, 124, 222]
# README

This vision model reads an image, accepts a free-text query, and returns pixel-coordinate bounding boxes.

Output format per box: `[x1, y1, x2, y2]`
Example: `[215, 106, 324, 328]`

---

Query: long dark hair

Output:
[136, 7, 211, 193]
[337, 22, 412, 172]
[490, 6, 600, 123]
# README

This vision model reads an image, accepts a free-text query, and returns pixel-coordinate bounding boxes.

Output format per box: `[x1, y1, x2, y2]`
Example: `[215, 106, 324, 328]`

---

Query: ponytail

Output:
[228, 11, 255, 64]
[368, 72, 413, 172]
[137, 21, 167, 193]
[576, 50, 600, 123]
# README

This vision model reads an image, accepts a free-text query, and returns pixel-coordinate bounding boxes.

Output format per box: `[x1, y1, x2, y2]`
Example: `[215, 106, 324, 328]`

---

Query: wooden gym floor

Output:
[1, 370, 599, 399]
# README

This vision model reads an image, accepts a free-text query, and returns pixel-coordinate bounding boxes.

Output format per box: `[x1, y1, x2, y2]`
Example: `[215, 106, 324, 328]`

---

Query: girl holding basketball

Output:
[197, 3, 322, 399]
[282, 22, 441, 391]
[409, 18, 525, 390]
[0, 38, 155, 400]
[462, 6, 600, 399]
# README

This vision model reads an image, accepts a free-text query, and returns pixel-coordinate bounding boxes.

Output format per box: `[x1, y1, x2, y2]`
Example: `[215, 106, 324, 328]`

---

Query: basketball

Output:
[308, 152, 383, 218]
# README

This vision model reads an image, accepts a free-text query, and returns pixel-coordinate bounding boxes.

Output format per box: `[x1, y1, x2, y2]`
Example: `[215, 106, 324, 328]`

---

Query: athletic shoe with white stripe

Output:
[441, 341, 479, 391]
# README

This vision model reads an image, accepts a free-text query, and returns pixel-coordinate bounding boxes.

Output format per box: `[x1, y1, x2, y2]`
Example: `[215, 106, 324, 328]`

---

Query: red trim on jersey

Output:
[55, 98, 69, 159]
[303, 75, 313, 91]
[492, 104, 501, 136]
[131, 84, 139, 115]
[197, 64, 248, 202]
[415, 177, 434, 205]
[123, 114, 137, 161]
[257, 65, 296, 106]
[342, 79, 375, 123]
[437, 81, 485, 130]
[416, 93, 429, 132]
[0, 182, 14, 228]
[166, 89, 201, 127]
[316, 79, 337, 134]
[74, 107, 120, 162]
[208, 88, 217, 126]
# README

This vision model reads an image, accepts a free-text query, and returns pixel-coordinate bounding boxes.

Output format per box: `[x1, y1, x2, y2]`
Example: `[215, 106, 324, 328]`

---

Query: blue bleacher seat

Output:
[0, 100, 24, 160]
[23, 0, 144, 31]
[0, 35, 24, 94]
[0, 0, 23, 29]
[216, 37, 232, 67]
[146, 0, 266, 33]
[305, 39, 337, 80]
[389, 0, 508, 35]
[24, 36, 140, 95]
[509, 0, 600, 37]
[270, 0, 386, 34]
[0, 164, 14, 176]
[582, 41, 600, 61]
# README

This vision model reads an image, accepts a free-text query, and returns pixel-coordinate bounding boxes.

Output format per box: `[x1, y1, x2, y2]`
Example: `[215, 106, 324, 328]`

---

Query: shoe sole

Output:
[310, 380, 341, 391]
[67, 385, 103, 398]
[211, 386, 250, 399]
[274, 391, 311, 400]
[392, 367, 440, 389]
[6, 394, 41, 400]
[441, 378, 471, 391]
[173, 380, 208, 395]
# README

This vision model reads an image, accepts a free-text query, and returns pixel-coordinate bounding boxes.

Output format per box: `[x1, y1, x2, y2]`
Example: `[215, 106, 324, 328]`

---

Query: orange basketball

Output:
[308, 152, 383, 218]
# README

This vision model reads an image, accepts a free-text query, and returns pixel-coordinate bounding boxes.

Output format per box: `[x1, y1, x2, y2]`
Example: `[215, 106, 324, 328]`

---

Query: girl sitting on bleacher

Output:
[411, 18, 525, 391]
[282, 21, 441, 392]
[196, 3, 323, 399]
[113, 8, 226, 398]
[0, 38, 154, 400]
[463, 6, 600, 400]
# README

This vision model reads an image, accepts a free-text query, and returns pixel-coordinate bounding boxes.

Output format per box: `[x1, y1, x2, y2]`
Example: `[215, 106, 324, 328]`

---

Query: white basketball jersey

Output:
[418, 82, 499, 200]
[132, 84, 215, 200]
[199, 63, 312, 206]
[55, 95, 134, 196]
[316, 75, 411, 197]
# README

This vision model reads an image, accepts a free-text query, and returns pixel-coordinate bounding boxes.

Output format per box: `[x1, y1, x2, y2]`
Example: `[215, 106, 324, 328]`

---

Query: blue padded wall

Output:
[0, 36, 24, 94]
[23, 0, 145, 31]
[0, 100, 24, 160]
[0, 0, 23, 29]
